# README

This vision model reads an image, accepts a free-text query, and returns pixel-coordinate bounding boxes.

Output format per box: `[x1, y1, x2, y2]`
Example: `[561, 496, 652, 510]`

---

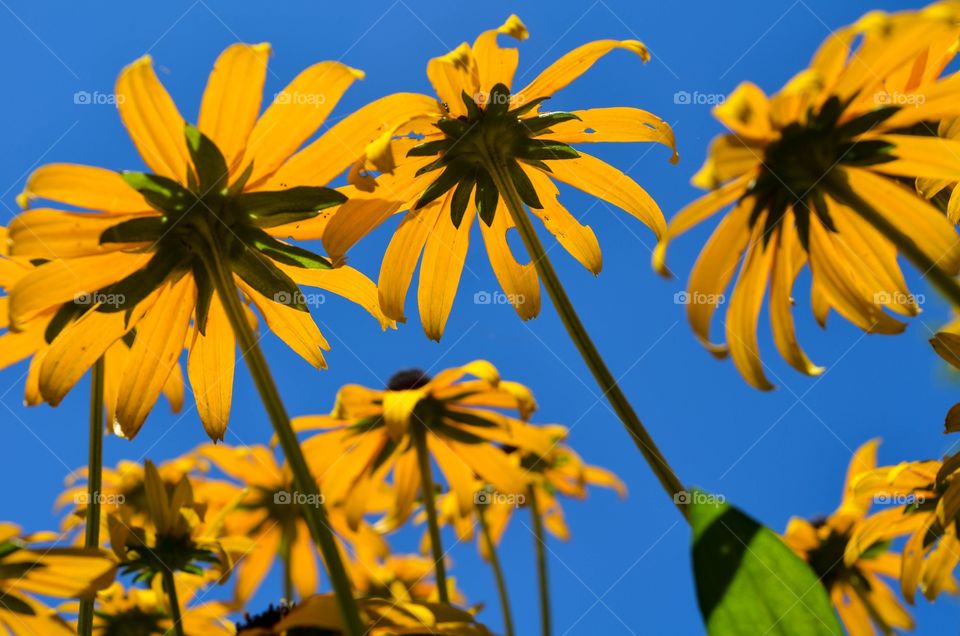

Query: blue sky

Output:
[1, 0, 958, 633]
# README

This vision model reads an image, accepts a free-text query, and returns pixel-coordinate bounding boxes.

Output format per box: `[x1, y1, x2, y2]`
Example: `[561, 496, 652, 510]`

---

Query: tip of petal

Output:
[499, 15, 529, 41]
[347, 66, 366, 80]
[128, 54, 154, 69]
[651, 241, 673, 278]
[15, 192, 29, 210]
[620, 40, 650, 63]
[251, 42, 272, 55]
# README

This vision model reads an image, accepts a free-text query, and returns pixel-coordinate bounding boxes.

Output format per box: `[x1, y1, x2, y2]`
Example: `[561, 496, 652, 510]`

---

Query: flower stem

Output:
[202, 245, 364, 636]
[413, 425, 449, 603]
[824, 170, 960, 309]
[77, 356, 105, 636]
[281, 525, 294, 603]
[482, 156, 689, 521]
[477, 504, 515, 636]
[162, 569, 185, 636]
[527, 486, 551, 636]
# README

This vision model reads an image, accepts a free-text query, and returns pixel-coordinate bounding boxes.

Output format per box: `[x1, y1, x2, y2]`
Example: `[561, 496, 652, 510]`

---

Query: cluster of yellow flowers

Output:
[5, 2, 960, 634]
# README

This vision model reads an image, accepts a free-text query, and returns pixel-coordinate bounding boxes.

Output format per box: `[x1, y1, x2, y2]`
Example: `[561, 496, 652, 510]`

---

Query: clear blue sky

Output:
[1, 0, 957, 633]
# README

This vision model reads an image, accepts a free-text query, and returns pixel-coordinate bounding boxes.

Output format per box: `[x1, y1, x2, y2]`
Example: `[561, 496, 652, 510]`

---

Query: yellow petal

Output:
[712, 82, 773, 141]
[541, 107, 678, 163]
[769, 220, 822, 376]
[379, 202, 443, 323]
[381, 390, 422, 441]
[290, 528, 318, 600]
[691, 136, 762, 190]
[280, 263, 393, 330]
[472, 15, 528, 91]
[524, 166, 602, 274]
[479, 197, 541, 320]
[187, 294, 235, 441]
[725, 221, 775, 390]
[418, 197, 474, 341]
[116, 55, 190, 181]
[115, 276, 194, 439]
[19, 165, 150, 213]
[198, 43, 272, 172]
[516, 40, 649, 103]
[238, 282, 328, 369]
[390, 448, 420, 525]
[235, 528, 280, 603]
[547, 152, 665, 240]
[245, 62, 364, 185]
[871, 134, 960, 180]
[427, 43, 479, 118]
[428, 436, 478, 517]
[9, 209, 154, 259]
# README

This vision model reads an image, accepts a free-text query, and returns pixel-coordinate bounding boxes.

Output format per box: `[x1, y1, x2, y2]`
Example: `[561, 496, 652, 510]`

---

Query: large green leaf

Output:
[691, 492, 843, 635]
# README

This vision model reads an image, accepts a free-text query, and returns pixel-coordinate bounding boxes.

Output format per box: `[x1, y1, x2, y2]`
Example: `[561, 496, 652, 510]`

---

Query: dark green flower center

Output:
[408, 84, 580, 227]
[236, 602, 339, 635]
[387, 368, 431, 391]
[745, 96, 900, 249]
[95, 608, 168, 636]
[119, 531, 219, 583]
[46, 125, 343, 342]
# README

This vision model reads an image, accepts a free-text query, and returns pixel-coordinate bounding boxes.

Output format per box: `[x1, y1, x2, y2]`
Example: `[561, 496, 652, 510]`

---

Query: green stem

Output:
[202, 244, 364, 636]
[823, 169, 960, 309]
[77, 356, 105, 636]
[481, 155, 689, 521]
[162, 569, 185, 636]
[413, 425, 449, 603]
[477, 505, 515, 636]
[281, 525, 294, 603]
[527, 486, 551, 636]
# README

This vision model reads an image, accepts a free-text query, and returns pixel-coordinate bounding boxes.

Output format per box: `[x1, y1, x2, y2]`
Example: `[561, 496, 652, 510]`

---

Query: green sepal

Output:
[507, 160, 542, 209]
[516, 140, 581, 161]
[228, 162, 255, 197]
[95, 249, 185, 313]
[441, 408, 500, 428]
[486, 83, 511, 118]
[519, 158, 553, 173]
[230, 246, 308, 312]
[241, 227, 332, 270]
[184, 124, 229, 195]
[414, 164, 465, 210]
[0, 590, 37, 616]
[99, 216, 167, 245]
[433, 421, 488, 445]
[238, 186, 347, 222]
[121, 172, 198, 217]
[838, 140, 896, 166]
[192, 262, 214, 336]
[475, 168, 499, 226]
[407, 139, 453, 158]
[435, 118, 469, 138]
[414, 155, 448, 177]
[509, 96, 550, 117]
[461, 90, 482, 120]
[835, 106, 899, 139]
[450, 172, 476, 228]
[522, 111, 581, 135]
[44, 302, 86, 343]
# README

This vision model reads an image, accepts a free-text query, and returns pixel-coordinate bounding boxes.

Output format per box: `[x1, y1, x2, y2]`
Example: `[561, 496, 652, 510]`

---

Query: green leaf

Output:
[238, 186, 347, 223]
[516, 140, 581, 161]
[184, 124, 229, 195]
[475, 169, 499, 226]
[691, 492, 843, 636]
[230, 246, 308, 312]
[450, 173, 475, 228]
[99, 216, 167, 245]
[121, 172, 198, 217]
[507, 160, 542, 209]
[242, 227, 332, 270]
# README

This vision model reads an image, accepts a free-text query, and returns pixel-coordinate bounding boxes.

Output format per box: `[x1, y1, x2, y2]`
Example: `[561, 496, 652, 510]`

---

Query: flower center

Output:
[387, 369, 432, 391]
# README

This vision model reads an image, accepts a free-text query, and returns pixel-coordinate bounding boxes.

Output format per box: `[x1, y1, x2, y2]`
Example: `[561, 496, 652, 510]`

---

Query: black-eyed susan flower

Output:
[194, 443, 387, 605]
[783, 441, 915, 635]
[351, 551, 465, 605]
[296, 15, 676, 340]
[0, 523, 116, 635]
[81, 580, 235, 635]
[8, 44, 390, 441]
[848, 450, 960, 605]
[655, 6, 960, 389]
[235, 595, 492, 636]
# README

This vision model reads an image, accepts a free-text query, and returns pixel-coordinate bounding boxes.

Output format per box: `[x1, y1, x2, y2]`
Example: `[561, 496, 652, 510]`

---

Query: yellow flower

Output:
[0, 523, 116, 635]
[7, 44, 390, 440]
[235, 595, 492, 635]
[848, 450, 960, 604]
[295, 361, 552, 529]
[783, 441, 914, 635]
[0, 238, 185, 422]
[195, 443, 386, 604]
[296, 15, 676, 340]
[655, 6, 960, 389]
[106, 461, 252, 586]
[84, 580, 234, 635]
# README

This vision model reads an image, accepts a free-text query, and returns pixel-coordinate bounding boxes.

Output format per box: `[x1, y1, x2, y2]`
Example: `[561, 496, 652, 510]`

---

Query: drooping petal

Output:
[472, 14, 528, 91]
[547, 152, 665, 239]
[769, 219, 822, 376]
[235, 528, 279, 603]
[237, 282, 328, 370]
[245, 62, 365, 185]
[524, 166, 602, 274]
[290, 527, 319, 600]
[115, 55, 190, 181]
[711, 82, 774, 141]
[540, 107, 677, 163]
[479, 198, 540, 321]
[281, 263, 393, 330]
[198, 43, 271, 172]
[19, 165, 150, 214]
[187, 294, 235, 441]
[418, 197, 474, 341]
[516, 40, 649, 103]
[871, 135, 960, 180]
